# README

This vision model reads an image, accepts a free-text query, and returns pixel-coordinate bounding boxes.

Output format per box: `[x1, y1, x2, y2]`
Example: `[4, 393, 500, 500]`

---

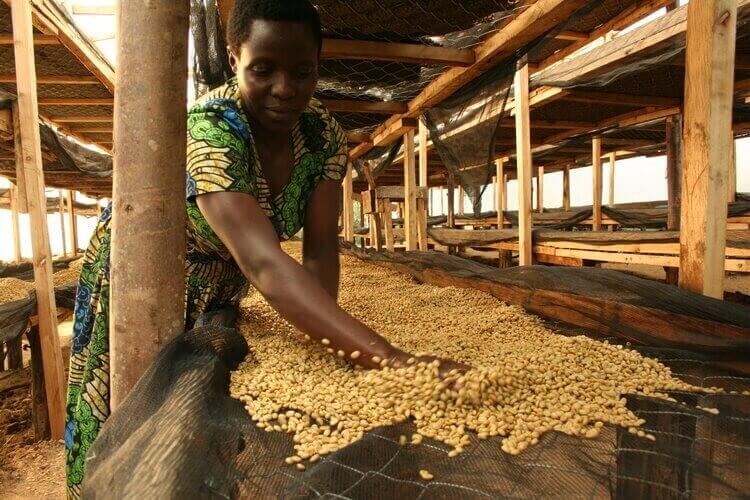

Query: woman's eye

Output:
[250, 66, 271, 76]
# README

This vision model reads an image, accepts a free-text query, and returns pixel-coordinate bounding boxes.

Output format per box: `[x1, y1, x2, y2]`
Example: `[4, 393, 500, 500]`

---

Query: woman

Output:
[64, 0, 463, 496]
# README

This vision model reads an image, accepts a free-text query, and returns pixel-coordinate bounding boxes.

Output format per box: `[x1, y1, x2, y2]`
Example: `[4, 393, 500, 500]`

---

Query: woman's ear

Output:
[227, 46, 239, 74]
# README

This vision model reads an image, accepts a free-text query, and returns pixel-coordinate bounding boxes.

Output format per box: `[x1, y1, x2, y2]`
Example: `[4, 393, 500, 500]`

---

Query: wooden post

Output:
[11, 102, 28, 214]
[58, 190, 66, 257]
[66, 190, 78, 255]
[608, 152, 616, 207]
[403, 130, 418, 251]
[515, 64, 533, 266]
[562, 166, 571, 211]
[728, 134, 736, 203]
[27, 327, 51, 440]
[11, 0, 66, 439]
[592, 137, 603, 231]
[381, 198, 395, 251]
[537, 166, 544, 214]
[679, 0, 736, 299]
[495, 159, 511, 267]
[10, 184, 22, 262]
[446, 174, 455, 229]
[666, 115, 682, 285]
[457, 185, 465, 216]
[110, 0, 190, 408]
[417, 120, 429, 251]
[342, 161, 353, 242]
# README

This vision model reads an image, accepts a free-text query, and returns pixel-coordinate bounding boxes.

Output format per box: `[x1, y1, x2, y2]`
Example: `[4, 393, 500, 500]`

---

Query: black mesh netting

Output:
[351, 137, 404, 186]
[0, 281, 77, 347]
[81, 323, 750, 499]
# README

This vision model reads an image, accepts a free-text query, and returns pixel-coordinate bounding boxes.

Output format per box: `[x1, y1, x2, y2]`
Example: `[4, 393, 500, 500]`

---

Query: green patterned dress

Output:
[64, 77, 348, 498]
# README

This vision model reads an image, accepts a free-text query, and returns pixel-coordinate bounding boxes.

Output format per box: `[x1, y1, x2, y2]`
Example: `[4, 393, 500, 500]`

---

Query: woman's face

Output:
[229, 19, 319, 134]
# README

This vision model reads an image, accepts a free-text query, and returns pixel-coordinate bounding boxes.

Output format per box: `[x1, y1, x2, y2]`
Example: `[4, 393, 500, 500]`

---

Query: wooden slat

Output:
[403, 130, 418, 251]
[515, 64, 533, 266]
[50, 115, 113, 123]
[321, 99, 407, 115]
[592, 137, 603, 231]
[0, 74, 101, 84]
[679, 0, 737, 299]
[321, 38, 475, 66]
[10, 0, 66, 440]
[38, 98, 114, 106]
[0, 34, 59, 44]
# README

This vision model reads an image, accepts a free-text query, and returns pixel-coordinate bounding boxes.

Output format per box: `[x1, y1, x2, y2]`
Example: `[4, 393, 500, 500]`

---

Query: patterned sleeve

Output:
[185, 100, 257, 201]
[320, 114, 349, 182]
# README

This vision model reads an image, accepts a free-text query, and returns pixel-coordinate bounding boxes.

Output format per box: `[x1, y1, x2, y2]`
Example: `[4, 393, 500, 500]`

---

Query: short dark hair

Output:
[227, 0, 323, 54]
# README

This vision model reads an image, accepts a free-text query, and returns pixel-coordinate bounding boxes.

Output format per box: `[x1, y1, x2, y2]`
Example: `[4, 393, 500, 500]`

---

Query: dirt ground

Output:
[0, 321, 72, 499]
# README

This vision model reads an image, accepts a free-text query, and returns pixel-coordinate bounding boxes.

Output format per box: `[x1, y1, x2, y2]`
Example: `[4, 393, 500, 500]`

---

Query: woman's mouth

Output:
[265, 107, 297, 121]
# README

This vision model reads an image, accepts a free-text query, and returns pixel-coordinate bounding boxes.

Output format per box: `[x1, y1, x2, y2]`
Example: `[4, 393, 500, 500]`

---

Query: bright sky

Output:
[0, 0, 746, 261]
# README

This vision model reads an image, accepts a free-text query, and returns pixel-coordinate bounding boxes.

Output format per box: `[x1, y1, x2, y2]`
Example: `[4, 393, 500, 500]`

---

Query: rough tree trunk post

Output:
[110, 0, 190, 409]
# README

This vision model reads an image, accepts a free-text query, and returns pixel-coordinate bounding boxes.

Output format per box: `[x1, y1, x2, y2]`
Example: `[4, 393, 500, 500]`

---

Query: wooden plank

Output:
[49, 115, 113, 123]
[592, 137, 603, 231]
[563, 91, 680, 108]
[608, 152, 616, 207]
[11, 103, 28, 213]
[0, 74, 101, 84]
[321, 39, 475, 66]
[342, 162, 353, 242]
[537, 166, 544, 214]
[66, 190, 78, 255]
[679, 0, 737, 299]
[403, 130, 418, 251]
[321, 99, 407, 115]
[0, 33, 59, 45]
[562, 166, 570, 211]
[11, 0, 66, 440]
[38, 98, 114, 106]
[372, 117, 417, 149]
[516, 64, 533, 266]
[10, 184, 21, 263]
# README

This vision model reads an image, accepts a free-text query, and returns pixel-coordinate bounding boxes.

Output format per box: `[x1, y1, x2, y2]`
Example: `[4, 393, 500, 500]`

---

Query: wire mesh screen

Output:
[351, 137, 404, 186]
[82, 325, 750, 499]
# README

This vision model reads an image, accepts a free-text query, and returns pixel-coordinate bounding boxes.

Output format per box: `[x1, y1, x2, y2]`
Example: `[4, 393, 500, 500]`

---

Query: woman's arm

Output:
[302, 180, 341, 299]
[197, 190, 397, 369]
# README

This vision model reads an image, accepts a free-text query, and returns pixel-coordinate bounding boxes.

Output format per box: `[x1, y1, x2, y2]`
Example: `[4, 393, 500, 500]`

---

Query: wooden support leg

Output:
[27, 327, 51, 441]
[678, 0, 736, 299]
[592, 137, 603, 231]
[666, 115, 682, 286]
[369, 213, 383, 251]
[562, 166, 571, 212]
[382, 198, 395, 252]
[10, 183, 22, 263]
[417, 198, 428, 251]
[403, 130, 418, 251]
[515, 64, 533, 266]
[7, 337, 23, 370]
[58, 190, 67, 257]
[66, 190, 78, 255]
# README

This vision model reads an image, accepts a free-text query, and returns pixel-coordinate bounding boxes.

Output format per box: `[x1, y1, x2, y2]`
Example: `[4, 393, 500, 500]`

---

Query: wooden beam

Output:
[554, 30, 589, 41]
[563, 91, 680, 108]
[58, 189, 66, 256]
[538, 0, 675, 71]
[372, 117, 417, 148]
[679, 0, 736, 299]
[515, 64, 533, 266]
[495, 159, 505, 228]
[417, 120, 429, 251]
[67, 126, 112, 133]
[38, 98, 114, 106]
[607, 152, 616, 207]
[592, 137, 603, 231]
[562, 166, 571, 211]
[537, 166, 544, 214]
[665, 114, 682, 285]
[403, 130, 418, 251]
[321, 39, 475, 66]
[11, 103, 28, 213]
[66, 190, 78, 255]
[10, 184, 21, 262]
[11, 0, 66, 440]
[49, 115, 113, 123]
[342, 162, 353, 242]
[0, 34, 59, 45]
[729, 134, 737, 203]
[321, 99, 408, 115]
[0, 74, 101, 84]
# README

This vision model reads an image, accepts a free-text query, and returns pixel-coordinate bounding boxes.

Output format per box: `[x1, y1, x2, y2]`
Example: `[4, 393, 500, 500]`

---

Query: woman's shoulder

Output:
[188, 79, 249, 140]
[301, 98, 345, 144]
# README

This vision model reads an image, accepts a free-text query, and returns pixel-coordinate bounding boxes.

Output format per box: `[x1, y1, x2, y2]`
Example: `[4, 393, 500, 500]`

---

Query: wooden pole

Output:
[58, 190, 66, 257]
[12, 104, 28, 214]
[592, 137, 603, 231]
[11, 0, 66, 439]
[110, 0, 190, 408]
[342, 161, 353, 242]
[10, 184, 21, 262]
[403, 129, 418, 251]
[562, 166, 571, 211]
[457, 185, 465, 216]
[501, 174, 508, 215]
[446, 174, 455, 228]
[678, 0, 736, 299]
[608, 152, 616, 207]
[728, 134, 736, 203]
[537, 166, 544, 214]
[666, 115, 682, 285]
[66, 190, 78, 255]
[515, 64, 533, 266]
[381, 198, 394, 252]
[495, 159, 506, 227]
[417, 120, 429, 250]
